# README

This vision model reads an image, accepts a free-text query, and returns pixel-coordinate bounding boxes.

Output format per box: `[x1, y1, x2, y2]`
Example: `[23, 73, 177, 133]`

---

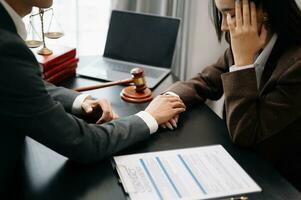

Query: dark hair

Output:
[210, 0, 301, 44]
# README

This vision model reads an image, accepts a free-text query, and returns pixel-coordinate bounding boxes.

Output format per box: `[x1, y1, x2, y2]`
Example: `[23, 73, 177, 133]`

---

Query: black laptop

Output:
[77, 10, 180, 89]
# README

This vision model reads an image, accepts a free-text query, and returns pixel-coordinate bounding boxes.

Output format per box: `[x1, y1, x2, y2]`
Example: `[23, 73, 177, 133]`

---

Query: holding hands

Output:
[81, 95, 185, 128]
[227, 0, 268, 66]
[145, 95, 185, 125]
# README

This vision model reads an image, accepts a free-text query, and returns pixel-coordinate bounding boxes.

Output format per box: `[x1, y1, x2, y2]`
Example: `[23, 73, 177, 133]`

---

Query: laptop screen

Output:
[103, 10, 180, 68]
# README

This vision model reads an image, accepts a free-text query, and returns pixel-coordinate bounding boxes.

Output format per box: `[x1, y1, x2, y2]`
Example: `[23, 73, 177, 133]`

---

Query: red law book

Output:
[31, 45, 77, 72]
[43, 57, 79, 79]
[46, 67, 77, 84]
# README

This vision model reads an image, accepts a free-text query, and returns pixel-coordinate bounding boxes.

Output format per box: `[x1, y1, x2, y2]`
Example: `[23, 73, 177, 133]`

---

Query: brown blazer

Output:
[167, 38, 301, 189]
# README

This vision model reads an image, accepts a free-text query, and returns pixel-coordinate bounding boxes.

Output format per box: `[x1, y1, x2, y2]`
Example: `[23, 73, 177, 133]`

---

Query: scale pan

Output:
[26, 40, 43, 48]
[44, 32, 64, 39]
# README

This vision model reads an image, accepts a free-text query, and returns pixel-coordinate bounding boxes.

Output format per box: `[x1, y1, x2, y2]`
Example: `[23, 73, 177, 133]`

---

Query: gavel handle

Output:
[74, 78, 133, 92]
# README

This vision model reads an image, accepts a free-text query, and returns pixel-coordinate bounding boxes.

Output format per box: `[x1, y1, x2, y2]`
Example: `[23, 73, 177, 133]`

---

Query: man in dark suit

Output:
[0, 0, 186, 195]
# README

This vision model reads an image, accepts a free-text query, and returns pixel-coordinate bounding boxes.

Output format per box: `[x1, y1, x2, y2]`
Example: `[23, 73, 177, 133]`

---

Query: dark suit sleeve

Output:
[166, 48, 232, 107]
[0, 35, 150, 163]
[44, 81, 80, 113]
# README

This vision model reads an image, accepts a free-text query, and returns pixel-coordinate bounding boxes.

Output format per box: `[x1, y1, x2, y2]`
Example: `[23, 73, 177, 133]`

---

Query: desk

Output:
[22, 57, 301, 200]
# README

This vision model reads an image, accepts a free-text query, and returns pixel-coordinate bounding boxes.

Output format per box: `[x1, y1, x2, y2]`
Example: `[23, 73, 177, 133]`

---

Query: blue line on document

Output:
[139, 159, 164, 200]
[178, 154, 207, 195]
[156, 157, 182, 198]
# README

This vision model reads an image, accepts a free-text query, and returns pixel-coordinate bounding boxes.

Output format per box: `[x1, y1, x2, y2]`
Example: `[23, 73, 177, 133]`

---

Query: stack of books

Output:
[31, 46, 79, 84]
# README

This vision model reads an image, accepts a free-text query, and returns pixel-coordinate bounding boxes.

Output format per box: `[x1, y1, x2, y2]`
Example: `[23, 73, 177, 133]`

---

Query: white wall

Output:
[185, 0, 227, 118]
[186, 0, 227, 79]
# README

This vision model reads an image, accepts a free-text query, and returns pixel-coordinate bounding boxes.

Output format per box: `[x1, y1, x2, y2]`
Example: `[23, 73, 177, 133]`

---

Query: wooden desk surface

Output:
[22, 57, 301, 200]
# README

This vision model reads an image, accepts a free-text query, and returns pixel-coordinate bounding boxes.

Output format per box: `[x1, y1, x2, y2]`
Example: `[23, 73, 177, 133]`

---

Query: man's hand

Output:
[81, 98, 119, 124]
[145, 95, 186, 125]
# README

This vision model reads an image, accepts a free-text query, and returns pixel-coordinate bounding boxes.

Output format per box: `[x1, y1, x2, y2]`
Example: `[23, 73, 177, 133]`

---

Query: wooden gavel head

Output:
[130, 68, 147, 93]
[121, 68, 153, 103]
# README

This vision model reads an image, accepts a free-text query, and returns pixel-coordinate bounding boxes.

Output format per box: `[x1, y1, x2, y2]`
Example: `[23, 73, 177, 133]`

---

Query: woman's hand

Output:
[227, 0, 268, 66]
[160, 115, 179, 130]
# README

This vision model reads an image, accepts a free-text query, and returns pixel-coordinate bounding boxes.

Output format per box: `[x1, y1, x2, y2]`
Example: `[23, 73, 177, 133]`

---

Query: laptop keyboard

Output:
[107, 62, 164, 78]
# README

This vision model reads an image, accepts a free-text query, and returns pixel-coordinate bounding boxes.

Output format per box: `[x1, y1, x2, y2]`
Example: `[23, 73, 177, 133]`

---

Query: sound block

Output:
[121, 86, 153, 103]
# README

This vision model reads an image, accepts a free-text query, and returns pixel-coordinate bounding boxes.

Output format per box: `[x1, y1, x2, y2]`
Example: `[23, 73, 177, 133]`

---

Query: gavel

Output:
[74, 68, 153, 103]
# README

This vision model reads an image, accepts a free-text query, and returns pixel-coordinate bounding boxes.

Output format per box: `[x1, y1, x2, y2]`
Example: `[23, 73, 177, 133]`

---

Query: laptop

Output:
[77, 10, 180, 89]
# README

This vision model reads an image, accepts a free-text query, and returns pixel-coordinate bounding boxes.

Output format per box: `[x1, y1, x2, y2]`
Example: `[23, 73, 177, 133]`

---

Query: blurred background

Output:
[24, 0, 301, 117]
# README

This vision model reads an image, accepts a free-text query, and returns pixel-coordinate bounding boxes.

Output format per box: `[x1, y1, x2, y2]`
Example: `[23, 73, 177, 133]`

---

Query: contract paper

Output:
[113, 145, 261, 200]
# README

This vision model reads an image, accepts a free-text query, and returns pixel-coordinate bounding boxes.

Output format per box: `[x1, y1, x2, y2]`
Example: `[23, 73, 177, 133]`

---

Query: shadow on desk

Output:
[22, 144, 125, 200]
[31, 162, 120, 200]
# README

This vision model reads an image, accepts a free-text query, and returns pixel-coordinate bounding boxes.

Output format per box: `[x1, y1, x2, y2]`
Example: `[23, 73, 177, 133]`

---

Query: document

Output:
[113, 145, 261, 200]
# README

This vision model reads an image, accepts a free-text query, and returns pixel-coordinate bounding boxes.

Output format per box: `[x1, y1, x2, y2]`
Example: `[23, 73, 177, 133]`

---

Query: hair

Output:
[210, 0, 301, 44]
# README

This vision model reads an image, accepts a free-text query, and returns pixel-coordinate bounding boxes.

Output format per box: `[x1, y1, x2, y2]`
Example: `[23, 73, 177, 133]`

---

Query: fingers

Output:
[173, 107, 186, 115]
[170, 118, 177, 128]
[157, 94, 186, 110]
[112, 112, 119, 120]
[242, 0, 250, 26]
[250, 1, 257, 28]
[161, 115, 179, 130]
[173, 115, 179, 123]
[82, 98, 121, 124]
[227, 13, 235, 32]
[96, 100, 114, 124]
[165, 122, 174, 130]
[81, 101, 93, 113]
[235, 0, 243, 27]
[171, 101, 186, 110]
[160, 124, 167, 129]
[161, 95, 181, 102]
[96, 116, 108, 124]
[160, 116, 178, 130]
[234, 0, 253, 28]
[162, 95, 186, 109]
[146, 95, 186, 125]
[97, 110, 113, 124]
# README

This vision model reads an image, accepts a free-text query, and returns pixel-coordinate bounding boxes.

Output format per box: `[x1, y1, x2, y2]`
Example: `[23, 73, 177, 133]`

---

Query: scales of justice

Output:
[26, 8, 64, 55]
[25, 8, 153, 103]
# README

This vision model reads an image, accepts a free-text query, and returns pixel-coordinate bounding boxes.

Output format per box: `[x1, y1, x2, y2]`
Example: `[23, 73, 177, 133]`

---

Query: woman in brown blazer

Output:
[165, 0, 301, 190]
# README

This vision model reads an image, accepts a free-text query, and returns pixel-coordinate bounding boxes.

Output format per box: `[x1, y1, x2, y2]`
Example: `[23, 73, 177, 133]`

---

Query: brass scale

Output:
[26, 8, 63, 56]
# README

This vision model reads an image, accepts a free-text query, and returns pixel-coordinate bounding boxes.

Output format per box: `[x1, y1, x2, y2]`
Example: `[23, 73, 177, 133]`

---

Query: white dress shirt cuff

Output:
[135, 111, 158, 134]
[164, 91, 179, 97]
[71, 94, 91, 114]
[229, 64, 254, 72]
